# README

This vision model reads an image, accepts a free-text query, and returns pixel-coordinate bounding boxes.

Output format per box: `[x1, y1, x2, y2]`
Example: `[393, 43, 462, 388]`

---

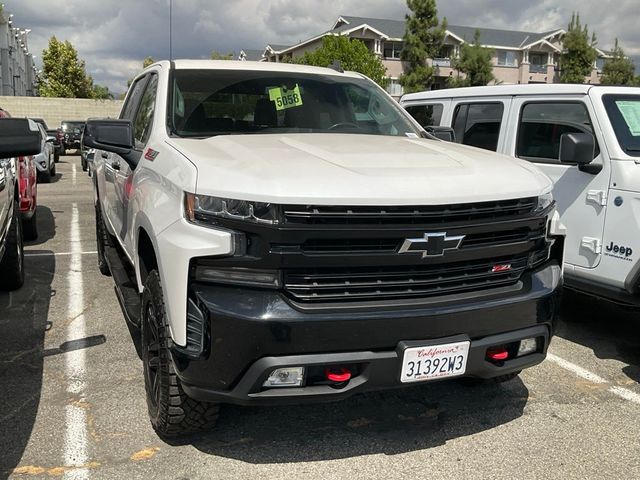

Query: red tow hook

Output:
[325, 367, 352, 383]
[486, 347, 509, 361]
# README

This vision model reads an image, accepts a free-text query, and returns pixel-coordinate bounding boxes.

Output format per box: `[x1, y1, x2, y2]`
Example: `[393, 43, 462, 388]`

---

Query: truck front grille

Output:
[283, 255, 529, 303]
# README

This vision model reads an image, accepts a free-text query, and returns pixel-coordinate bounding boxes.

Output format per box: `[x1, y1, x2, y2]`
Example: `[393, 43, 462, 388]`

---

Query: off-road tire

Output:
[54, 150, 60, 163]
[95, 204, 111, 276]
[81, 158, 87, 172]
[50, 159, 56, 177]
[141, 270, 220, 437]
[0, 201, 25, 290]
[39, 168, 52, 184]
[22, 210, 38, 241]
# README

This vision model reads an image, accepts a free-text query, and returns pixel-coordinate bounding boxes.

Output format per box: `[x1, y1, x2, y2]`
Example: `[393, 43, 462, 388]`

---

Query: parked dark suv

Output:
[61, 120, 85, 153]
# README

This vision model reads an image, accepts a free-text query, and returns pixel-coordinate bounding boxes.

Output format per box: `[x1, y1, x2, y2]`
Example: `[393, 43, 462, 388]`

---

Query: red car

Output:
[0, 108, 38, 240]
[17, 155, 37, 240]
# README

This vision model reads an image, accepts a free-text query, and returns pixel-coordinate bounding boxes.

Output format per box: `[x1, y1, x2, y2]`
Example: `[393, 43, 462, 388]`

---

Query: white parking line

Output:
[64, 203, 89, 480]
[72, 163, 77, 186]
[547, 353, 640, 406]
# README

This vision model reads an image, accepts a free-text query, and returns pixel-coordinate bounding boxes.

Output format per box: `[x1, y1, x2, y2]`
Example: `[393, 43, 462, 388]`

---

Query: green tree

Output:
[399, 0, 447, 93]
[600, 39, 636, 85]
[92, 84, 114, 100]
[143, 56, 155, 68]
[211, 51, 233, 60]
[560, 13, 598, 83]
[295, 36, 388, 86]
[39, 36, 94, 98]
[449, 30, 494, 87]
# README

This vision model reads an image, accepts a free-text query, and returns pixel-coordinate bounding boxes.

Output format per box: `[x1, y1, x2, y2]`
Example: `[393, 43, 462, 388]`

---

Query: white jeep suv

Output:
[84, 60, 565, 436]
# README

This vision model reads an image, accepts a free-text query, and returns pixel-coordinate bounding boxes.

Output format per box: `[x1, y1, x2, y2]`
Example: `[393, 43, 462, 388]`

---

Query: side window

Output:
[133, 75, 158, 149]
[517, 102, 599, 163]
[405, 103, 444, 128]
[452, 102, 504, 151]
[120, 76, 148, 121]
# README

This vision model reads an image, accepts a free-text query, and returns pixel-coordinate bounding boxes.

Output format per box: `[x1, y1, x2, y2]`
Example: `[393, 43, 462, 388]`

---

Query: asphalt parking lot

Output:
[1, 155, 639, 480]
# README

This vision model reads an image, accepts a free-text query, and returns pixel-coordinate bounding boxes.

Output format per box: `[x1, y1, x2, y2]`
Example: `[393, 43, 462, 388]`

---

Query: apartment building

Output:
[0, 9, 37, 96]
[259, 15, 613, 97]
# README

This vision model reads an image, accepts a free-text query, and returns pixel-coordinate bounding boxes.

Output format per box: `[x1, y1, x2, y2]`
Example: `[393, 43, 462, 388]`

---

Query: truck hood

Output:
[166, 134, 552, 205]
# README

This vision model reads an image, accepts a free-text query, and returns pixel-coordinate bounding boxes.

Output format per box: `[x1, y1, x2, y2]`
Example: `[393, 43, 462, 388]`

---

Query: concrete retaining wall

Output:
[0, 96, 123, 128]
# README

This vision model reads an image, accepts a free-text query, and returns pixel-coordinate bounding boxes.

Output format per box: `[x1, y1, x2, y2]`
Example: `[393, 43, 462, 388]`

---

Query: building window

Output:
[596, 58, 606, 71]
[385, 78, 404, 96]
[452, 102, 504, 151]
[383, 42, 403, 59]
[497, 51, 518, 67]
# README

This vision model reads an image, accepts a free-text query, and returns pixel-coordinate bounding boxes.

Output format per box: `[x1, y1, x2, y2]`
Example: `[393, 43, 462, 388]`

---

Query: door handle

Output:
[101, 152, 109, 159]
[111, 159, 120, 171]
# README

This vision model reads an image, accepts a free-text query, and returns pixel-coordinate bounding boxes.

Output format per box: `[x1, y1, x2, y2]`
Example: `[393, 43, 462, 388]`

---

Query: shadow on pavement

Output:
[24, 206, 57, 247]
[0, 251, 55, 479]
[168, 378, 529, 463]
[557, 290, 640, 383]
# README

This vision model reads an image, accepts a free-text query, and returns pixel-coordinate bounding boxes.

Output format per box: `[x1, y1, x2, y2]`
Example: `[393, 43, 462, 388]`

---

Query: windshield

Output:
[169, 69, 421, 138]
[602, 94, 640, 156]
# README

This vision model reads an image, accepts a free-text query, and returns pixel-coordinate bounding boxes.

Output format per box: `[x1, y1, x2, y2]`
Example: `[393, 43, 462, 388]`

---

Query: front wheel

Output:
[22, 210, 38, 241]
[0, 201, 24, 290]
[141, 270, 220, 437]
[50, 158, 56, 177]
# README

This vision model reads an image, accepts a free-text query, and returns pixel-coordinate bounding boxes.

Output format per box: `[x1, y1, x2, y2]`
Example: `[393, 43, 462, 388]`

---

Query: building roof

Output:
[334, 15, 563, 48]
[239, 49, 264, 61]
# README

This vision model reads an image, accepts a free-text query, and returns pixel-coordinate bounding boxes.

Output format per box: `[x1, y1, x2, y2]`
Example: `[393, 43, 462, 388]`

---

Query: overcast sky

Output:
[6, 0, 639, 94]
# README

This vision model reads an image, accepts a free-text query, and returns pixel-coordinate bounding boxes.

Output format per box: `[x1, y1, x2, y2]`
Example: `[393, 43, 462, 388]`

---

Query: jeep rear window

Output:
[603, 94, 640, 156]
[169, 69, 420, 138]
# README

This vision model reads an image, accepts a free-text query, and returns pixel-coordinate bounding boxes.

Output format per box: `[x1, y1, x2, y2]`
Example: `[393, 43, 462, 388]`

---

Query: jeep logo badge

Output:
[399, 232, 466, 258]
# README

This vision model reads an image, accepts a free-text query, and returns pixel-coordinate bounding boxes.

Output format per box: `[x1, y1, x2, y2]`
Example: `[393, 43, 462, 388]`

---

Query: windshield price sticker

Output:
[400, 340, 470, 383]
[268, 85, 303, 111]
[616, 100, 640, 136]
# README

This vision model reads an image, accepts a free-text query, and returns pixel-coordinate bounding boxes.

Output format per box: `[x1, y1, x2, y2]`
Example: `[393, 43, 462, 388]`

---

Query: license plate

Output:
[400, 340, 470, 383]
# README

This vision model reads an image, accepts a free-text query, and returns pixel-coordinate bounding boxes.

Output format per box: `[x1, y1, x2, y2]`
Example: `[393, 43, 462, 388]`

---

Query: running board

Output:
[103, 242, 141, 328]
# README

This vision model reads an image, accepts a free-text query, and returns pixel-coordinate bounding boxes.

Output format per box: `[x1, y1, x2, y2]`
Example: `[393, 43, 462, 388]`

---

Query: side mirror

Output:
[425, 126, 456, 142]
[0, 118, 42, 157]
[46, 136, 56, 143]
[559, 132, 595, 165]
[83, 119, 140, 168]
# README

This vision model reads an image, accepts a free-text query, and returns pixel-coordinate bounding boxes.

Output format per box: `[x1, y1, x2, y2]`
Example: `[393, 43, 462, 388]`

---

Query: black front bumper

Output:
[176, 263, 562, 406]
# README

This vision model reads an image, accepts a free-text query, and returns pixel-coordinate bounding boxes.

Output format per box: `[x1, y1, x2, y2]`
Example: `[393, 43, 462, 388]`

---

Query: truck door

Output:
[504, 96, 610, 269]
[101, 75, 149, 244]
[112, 73, 159, 249]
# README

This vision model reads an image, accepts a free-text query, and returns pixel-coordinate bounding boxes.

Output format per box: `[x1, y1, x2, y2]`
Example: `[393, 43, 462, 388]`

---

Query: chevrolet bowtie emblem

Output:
[398, 232, 466, 258]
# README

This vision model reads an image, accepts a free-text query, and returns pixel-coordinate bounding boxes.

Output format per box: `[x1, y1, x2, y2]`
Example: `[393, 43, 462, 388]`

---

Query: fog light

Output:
[517, 338, 537, 357]
[263, 367, 304, 388]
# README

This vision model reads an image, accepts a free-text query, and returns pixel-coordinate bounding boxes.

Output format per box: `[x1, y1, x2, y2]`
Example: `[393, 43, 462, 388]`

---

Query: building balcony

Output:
[433, 58, 451, 67]
[529, 64, 547, 74]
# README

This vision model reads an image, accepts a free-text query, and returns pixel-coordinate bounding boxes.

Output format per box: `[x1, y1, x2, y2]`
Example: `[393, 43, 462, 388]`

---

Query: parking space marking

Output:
[64, 203, 89, 480]
[547, 353, 640, 406]
[25, 251, 98, 257]
[72, 163, 77, 186]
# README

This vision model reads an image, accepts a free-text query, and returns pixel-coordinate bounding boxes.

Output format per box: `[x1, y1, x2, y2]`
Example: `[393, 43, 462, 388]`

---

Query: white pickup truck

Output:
[84, 60, 565, 436]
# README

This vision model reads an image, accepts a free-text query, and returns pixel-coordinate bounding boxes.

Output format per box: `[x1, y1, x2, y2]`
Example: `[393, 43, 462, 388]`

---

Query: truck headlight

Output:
[535, 192, 554, 213]
[184, 192, 280, 225]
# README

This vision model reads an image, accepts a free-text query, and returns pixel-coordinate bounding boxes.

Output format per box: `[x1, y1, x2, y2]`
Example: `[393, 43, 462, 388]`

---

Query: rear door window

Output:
[451, 102, 504, 151]
[517, 102, 599, 163]
[405, 103, 444, 127]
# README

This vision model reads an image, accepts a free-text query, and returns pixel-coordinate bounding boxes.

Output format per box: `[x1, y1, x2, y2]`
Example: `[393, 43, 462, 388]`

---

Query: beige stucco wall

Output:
[382, 59, 404, 78]
[0, 96, 123, 128]
[492, 66, 520, 84]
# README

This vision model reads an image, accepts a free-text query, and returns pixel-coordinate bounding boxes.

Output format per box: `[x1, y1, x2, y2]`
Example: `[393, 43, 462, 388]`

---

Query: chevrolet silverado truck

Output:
[0, 118, 42, 290]
[84, 60, 565, 437]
